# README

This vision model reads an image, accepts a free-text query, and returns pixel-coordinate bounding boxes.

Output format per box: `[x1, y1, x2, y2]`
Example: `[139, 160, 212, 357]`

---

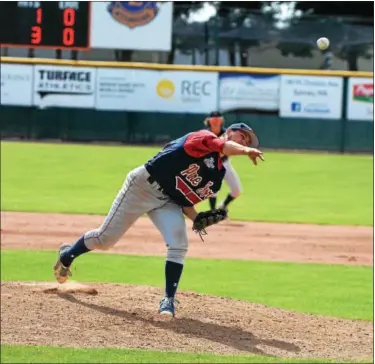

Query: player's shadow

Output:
[58, 294, 300, 356]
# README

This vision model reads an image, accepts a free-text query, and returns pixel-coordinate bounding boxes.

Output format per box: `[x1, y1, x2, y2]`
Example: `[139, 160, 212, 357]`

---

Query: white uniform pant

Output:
[83, 166, 188, 265]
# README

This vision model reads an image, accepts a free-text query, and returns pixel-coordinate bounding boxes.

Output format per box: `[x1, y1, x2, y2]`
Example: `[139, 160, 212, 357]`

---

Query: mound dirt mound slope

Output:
[1, 282, 373, 361]
[1, 212, 373, 265]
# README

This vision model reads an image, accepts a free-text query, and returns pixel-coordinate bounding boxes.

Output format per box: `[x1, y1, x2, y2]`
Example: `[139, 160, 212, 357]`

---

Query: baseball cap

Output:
[204, 111, 224, 126]
[228, 122, 259, 148]
[208, 111, 223, 118]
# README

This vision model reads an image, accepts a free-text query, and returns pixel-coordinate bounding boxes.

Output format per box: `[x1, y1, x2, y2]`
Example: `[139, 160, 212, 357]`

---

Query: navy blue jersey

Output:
[145, 130, 227, 207]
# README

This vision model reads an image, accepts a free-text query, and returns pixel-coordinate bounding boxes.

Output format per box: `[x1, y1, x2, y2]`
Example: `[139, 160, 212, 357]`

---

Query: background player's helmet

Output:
[204, 111, 224, 128]
[228, 123, 260, 148]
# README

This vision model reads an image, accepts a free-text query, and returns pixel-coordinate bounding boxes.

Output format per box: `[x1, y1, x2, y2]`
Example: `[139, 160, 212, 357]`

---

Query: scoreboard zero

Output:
[0, 2, 91, 50]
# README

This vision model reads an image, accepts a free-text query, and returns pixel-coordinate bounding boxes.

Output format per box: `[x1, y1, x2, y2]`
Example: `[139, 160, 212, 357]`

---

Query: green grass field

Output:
[3, 345, 368, 364]
[2, 250, 372, 320]
[1, 141, 373, 363]
[5, 345, 370, 364]
[1, 141, 373, 225]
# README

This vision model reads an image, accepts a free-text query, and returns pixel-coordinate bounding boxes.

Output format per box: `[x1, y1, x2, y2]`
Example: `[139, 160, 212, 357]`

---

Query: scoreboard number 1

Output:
[31, 7, 76, 46]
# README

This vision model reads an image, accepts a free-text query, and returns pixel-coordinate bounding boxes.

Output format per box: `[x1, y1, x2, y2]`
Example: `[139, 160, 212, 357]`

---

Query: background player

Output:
[204, 112, 256, 212]
[53, 123, 263, 317]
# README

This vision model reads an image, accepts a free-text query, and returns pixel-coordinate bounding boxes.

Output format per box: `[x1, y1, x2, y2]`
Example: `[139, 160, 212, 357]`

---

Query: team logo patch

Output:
[204, 157, 215, 169]
[107, 1, 160, 29]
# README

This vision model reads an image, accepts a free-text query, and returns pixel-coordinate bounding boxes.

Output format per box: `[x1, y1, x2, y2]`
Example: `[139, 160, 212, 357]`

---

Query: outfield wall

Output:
[1, 57, 373, 153]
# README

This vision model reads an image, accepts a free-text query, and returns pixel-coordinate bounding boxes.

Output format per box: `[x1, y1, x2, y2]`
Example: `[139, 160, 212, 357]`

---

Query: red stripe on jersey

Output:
[175, 176, 202, 205]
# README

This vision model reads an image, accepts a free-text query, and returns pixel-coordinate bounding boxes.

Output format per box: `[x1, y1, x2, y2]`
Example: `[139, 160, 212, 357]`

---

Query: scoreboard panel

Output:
[0, 1, 91, 50]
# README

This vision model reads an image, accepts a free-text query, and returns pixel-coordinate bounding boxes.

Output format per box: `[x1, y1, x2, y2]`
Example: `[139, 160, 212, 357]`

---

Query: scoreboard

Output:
[0, 1, 91, 50]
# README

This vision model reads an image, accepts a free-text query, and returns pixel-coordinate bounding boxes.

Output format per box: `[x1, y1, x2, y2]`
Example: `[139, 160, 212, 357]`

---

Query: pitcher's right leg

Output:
[54, 166, 168, 283]
[54, 176, 141, 283]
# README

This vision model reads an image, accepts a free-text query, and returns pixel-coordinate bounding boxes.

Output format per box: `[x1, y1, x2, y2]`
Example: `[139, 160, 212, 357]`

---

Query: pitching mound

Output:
[1, 282, 372, 361]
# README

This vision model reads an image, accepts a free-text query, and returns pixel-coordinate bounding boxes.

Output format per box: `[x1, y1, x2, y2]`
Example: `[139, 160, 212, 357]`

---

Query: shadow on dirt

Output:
[59, 294, 300, 356]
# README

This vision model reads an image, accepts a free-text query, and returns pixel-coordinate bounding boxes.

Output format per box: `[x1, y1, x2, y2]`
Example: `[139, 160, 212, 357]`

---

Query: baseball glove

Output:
[192, 208, 227, 241]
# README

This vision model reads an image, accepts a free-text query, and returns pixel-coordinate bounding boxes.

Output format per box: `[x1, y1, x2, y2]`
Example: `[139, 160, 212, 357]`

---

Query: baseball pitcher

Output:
[54, 123, 263, 317]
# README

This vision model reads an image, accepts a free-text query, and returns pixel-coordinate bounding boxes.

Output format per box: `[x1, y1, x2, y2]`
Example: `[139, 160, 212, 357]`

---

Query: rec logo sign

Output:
[155, 71, 218, 114]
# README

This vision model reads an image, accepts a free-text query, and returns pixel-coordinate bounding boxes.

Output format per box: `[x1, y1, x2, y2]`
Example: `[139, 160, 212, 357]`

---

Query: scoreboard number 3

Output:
[31, 8, 42, 44]
[30, 7, 76, 46]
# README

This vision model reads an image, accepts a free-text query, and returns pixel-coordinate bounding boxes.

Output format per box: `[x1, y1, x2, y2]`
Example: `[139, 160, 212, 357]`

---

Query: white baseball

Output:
[317, 37, 330, 50]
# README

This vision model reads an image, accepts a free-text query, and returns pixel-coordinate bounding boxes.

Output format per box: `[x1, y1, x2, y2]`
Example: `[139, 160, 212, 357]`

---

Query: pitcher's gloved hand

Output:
[192, 208, 227, 241]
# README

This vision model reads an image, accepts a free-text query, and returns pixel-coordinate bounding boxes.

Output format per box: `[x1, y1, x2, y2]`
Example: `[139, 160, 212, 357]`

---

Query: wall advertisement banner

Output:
[1, 64, 33, 106]
[95, 68, 158, 111]
[95, 69, 218, 114]
[279, 75, 344, 119]
[33, 65, 96, 109]
[219, 73, 280, 112]
[154, 71, 218, 113]
[90, 2, 173, 51]
[346, 77, 373, 121]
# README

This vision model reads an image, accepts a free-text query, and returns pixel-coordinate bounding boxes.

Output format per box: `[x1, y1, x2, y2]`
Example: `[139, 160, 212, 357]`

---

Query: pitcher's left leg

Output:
[148, 203, 188, 317]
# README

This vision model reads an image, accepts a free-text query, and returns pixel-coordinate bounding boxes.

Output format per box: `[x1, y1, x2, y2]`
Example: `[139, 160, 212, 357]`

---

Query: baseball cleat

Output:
[158, 297, 177, 317]
[53, 243, 72, 284]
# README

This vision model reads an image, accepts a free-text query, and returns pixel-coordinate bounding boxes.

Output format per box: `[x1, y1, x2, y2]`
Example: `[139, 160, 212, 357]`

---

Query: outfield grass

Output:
[2, 345, 368, 364]
[2, 250, 372, 320]
[1, 141, 373, 225]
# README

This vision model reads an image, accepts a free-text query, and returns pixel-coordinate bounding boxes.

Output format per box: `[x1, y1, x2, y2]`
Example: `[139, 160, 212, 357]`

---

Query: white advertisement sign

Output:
[219, 73, 280, 112]
[279, 75, 343, 119]
[96, 68, 158, 111]
[90, 2, 173, 51]
[1, 64, 33, 106]
[154, 71, 218, 114]
[33, 65, 96, 109]
[346, 77, 373, 121]
[95, 69, 218, 113]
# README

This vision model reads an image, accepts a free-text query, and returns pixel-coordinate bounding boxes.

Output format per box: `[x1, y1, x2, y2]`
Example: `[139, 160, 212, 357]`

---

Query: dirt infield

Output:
[1, 211, 373, 265]
[1, 211, 373, 360]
